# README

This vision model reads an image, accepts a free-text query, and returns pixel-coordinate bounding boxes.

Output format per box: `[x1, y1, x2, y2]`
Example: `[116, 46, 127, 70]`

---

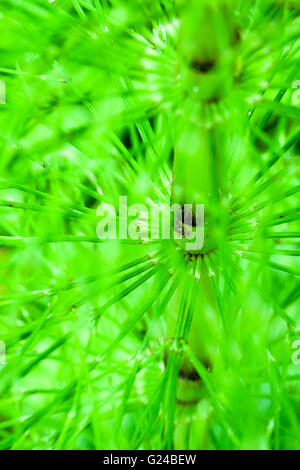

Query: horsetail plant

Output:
[0, 0, 299, 451]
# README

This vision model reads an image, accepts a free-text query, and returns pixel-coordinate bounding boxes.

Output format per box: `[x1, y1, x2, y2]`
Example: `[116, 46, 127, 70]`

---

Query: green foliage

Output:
[0, 0, 299, 450]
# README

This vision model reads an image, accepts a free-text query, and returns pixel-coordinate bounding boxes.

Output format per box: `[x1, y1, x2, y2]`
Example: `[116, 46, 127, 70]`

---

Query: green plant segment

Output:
[0, 0, 299, 450]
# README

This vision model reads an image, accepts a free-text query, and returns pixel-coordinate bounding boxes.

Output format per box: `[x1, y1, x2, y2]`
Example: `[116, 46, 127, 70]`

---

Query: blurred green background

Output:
[0, 0, 299, 450]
